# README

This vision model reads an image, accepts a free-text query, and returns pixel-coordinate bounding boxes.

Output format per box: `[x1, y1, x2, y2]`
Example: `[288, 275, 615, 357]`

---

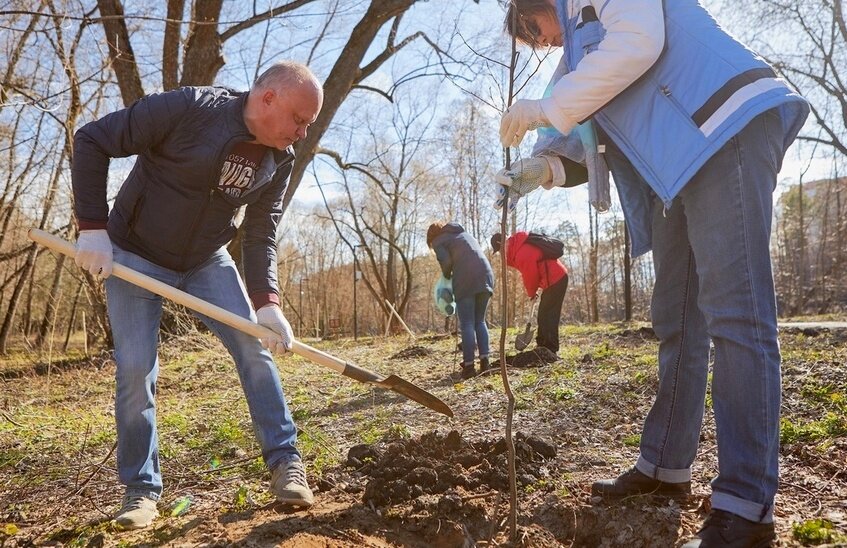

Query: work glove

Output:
[256, 304, 294, 355]
[494, 157, 552, 210]
[438, 288, 455, 316]
[75, 229, 113, 279]
[499, 99, 550, 148]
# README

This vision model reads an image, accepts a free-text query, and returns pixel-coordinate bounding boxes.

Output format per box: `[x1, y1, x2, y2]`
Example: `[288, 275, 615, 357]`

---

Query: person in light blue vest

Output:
[427, 222, 495, 379]
[498, 1, 810, 546]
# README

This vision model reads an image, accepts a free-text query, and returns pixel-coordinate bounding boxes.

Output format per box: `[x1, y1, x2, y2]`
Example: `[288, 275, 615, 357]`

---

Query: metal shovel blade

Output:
[378, 375, 454, 417]
[515, 323, 534, 351]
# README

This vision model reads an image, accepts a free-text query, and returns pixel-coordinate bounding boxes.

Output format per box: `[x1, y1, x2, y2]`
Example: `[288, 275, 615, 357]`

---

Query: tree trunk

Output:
[624, 221, 632, 321]
[0, 245, 38, 353]
[35, 253, 67, 349]
[162, 0, 186, 90]
[179, 0, 225, 86]
[96, 0, 145, 105]
[283, 0, 417, 213]
[63, 280, 85, 352]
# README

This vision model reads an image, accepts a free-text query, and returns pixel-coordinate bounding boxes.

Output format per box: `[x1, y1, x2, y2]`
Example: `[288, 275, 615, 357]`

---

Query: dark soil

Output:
[492, 347, 560, 368]
[390, 345, 433, 360]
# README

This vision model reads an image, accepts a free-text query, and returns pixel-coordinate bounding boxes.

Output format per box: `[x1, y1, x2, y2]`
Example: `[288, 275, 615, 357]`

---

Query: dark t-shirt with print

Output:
[218, 141, 267, 198]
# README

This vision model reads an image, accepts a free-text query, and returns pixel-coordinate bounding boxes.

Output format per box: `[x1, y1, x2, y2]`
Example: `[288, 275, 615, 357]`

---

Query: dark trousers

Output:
[536, 274, 568, 352]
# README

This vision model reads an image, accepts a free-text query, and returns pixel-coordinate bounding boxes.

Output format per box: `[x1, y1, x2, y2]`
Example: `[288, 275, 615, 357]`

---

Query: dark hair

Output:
[504, 0, 558, 49]
[427, 222, 445, 248]
[490, 233, 503, 253]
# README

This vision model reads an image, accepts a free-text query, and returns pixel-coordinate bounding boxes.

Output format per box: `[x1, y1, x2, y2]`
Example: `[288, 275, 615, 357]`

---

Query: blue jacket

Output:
[431, 223, 494, 300]
[546, 0, 810, 256]
[72, 87, 295, 307]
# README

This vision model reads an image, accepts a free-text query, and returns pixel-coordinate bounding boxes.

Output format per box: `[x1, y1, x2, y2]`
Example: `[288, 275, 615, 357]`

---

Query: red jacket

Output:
[505, 232, 568, 298]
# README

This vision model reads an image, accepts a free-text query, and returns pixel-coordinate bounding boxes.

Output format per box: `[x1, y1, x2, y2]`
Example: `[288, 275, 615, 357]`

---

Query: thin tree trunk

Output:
[36, 253, 67, 348]
[96, 0, 145, 105]
[63, 280, 85, 352]
[162, 0, 186, 90]
[624, 221, 632, 321]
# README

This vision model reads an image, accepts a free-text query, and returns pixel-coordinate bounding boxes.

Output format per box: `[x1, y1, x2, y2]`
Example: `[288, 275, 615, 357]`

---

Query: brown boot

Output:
[457, 363, 476, 380]
[592, 467, 690, 497]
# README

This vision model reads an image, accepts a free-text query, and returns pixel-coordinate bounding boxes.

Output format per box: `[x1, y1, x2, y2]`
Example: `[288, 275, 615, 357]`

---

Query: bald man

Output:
[71, 61, 323, 529]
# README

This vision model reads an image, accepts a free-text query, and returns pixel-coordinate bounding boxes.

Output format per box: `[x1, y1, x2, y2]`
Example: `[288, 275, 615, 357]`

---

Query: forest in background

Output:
[0, 0, 845, 354]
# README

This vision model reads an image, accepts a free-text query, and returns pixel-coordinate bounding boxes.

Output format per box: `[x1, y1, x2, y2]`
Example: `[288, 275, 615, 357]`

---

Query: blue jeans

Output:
[456, 292, 491, 365]
[105, 246, 299, 501]
[635, 110, 783, 523]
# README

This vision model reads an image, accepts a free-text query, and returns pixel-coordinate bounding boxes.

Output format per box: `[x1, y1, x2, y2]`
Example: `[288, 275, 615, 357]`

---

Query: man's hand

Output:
[75, 229, 113, 278]
[256, 304, 294, 354]
[499, 99, 550, 148]
[494, 157, 552, 210]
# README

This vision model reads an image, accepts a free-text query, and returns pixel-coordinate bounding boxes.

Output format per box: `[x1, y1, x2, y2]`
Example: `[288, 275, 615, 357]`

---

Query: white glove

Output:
[75, 229, 113, 279]
[494, 157, 552, 210]
[256, 304, 294, 355]
[499, 99, 551, 148]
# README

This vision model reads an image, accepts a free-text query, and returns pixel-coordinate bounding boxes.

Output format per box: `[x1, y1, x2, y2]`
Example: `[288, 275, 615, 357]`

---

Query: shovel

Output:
[28, 229, 453, 418]
[514, 297, 539, 351]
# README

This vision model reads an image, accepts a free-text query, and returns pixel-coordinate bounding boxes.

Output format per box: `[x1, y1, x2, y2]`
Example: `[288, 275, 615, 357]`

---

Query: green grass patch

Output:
[792, 518, 847, 545]
[547, 384, 575, 402]
[781, 413, 847, 445]
[801, 382, 847, 412]
[591, 342, 615, 361]
[633, 354, 658, 369]
[212, 417, 249, 445]
[622, 434, 641, 447]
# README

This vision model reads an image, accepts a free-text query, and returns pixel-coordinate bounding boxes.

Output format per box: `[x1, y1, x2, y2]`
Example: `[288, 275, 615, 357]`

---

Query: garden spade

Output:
[29, 229, 453, 418]
[514, 297, 539, 351]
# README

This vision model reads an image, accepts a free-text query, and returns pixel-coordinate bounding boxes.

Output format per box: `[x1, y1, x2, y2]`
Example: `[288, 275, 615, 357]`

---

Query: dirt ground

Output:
[1, 323, 845, 546]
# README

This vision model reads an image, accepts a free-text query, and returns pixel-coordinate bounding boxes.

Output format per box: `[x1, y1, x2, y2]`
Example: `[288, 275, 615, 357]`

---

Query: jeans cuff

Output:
[635, 454, 691, 483]
[125, 488, 161, 502]
[712, 491, 774, 523]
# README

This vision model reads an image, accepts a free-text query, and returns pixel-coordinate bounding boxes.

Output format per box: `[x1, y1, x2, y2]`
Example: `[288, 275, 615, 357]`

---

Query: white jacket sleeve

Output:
[539, 0, 665, 136]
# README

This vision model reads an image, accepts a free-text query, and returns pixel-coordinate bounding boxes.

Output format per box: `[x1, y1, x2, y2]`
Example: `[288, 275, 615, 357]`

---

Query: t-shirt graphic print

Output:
[218, 141, 267, 198]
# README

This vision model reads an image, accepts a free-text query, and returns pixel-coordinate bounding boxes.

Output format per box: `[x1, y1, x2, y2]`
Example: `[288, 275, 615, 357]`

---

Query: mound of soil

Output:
[346, 430, 556, 508]
[491, 347, 560, 368]
[390, 345, 433, 359]
[327, 430, 560, 545]
[617, 326, 657, 341]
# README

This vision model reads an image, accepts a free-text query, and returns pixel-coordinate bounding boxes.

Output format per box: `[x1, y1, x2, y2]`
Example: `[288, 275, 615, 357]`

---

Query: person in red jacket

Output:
[491, 232, 568, 354]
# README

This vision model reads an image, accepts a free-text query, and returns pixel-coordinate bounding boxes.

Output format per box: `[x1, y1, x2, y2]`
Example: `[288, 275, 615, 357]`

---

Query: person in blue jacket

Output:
[498, 1, 810, 546]
[72, 61, 321, 529]
[427, 222, 495, 379]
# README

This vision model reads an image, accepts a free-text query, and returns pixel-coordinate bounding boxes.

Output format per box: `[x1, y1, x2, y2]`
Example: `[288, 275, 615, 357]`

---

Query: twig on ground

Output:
[1, 410, 23, 427]
[781, 481, 823, 514]
[68, 441, 117, 498]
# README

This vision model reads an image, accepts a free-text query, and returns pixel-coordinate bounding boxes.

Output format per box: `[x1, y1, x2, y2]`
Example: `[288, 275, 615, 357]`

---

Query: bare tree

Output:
[315, 92, 438, 332]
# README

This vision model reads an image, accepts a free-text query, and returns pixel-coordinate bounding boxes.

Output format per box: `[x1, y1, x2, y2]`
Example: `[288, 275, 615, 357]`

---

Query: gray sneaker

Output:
[114, 495, 158, 530]
[270, 459, 314, 507]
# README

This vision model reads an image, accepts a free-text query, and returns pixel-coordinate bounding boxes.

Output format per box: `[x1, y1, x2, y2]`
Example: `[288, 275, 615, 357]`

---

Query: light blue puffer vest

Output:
[559, 0, 809, 256]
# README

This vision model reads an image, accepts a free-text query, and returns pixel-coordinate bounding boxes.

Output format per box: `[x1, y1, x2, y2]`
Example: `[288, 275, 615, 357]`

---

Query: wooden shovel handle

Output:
[27, 229, 382, 382]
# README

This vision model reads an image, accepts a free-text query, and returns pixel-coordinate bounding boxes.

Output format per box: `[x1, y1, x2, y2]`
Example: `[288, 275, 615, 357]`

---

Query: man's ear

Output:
[262, 89, 276, 106]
